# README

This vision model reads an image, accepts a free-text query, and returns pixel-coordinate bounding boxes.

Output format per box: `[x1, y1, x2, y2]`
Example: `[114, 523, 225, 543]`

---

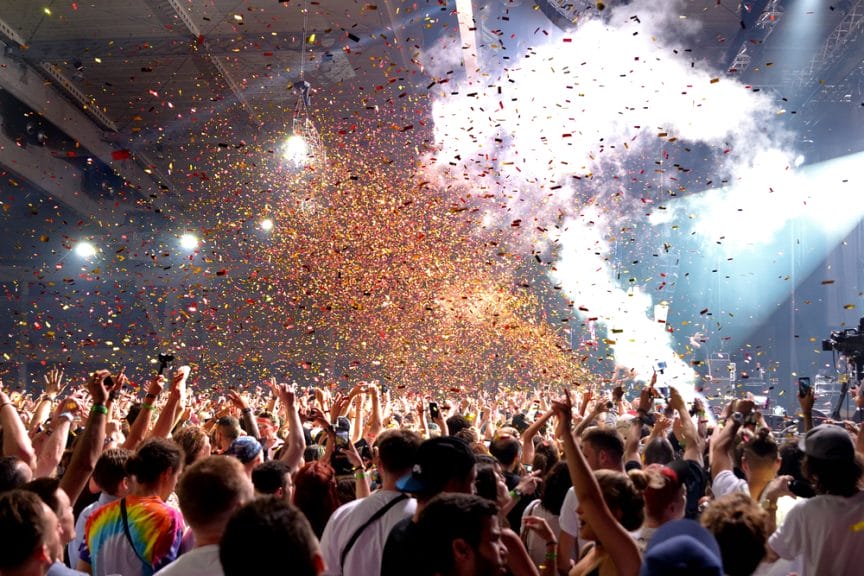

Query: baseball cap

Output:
[799, 424, 855, 462]
[226, 436, 263, 464]
[396, 436, 475, 496]
[640, 519, 723, 576]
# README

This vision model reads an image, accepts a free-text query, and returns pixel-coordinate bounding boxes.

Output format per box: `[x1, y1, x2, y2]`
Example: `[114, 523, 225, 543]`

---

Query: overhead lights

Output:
[260, 218, 274, 231]
[74, 241, 97, 259]
[282, 134, 310, 166]
[179, 233, 199, 250]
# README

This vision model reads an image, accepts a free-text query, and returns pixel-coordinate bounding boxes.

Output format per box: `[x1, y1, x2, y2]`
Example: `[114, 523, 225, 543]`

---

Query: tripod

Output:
[830, 354, 863, 421]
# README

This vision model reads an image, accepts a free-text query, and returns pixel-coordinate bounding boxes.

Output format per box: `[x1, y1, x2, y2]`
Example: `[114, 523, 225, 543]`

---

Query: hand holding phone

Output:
[798, 377, 812, 398]
[429, 401, 440, 420]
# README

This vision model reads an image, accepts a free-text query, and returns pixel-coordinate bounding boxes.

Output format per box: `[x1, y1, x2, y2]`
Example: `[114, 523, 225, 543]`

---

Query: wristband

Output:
[354, 470, 367, 480]
[91, 404, 109, 415]
[144, 393, 157, 399]
[57, 412, 75, 424]
[140, 402, 155, 411]
[509, 488, 522, 499]
[241, 407, 253, 414]
[545, 551, 557, 561]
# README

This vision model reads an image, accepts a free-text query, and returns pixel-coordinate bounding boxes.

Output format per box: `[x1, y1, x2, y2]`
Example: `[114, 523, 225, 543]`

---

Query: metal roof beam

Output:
[0, 121, 108, 219]
[0, 34, 172, 202]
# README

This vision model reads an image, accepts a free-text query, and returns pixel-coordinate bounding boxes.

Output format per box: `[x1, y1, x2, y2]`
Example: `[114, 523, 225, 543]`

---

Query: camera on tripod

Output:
[822, 317, 864, 356]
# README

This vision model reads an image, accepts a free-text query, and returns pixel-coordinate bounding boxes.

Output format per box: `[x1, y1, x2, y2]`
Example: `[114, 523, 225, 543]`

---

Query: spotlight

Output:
[282, 134, 309, 166]
[260, 218, 274, 231]
[74, 241, 97, 259]
[179, 233, 199, 250]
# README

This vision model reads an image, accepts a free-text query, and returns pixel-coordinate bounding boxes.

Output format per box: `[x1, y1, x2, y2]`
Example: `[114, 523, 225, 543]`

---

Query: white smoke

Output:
[424, 0, 798, 387]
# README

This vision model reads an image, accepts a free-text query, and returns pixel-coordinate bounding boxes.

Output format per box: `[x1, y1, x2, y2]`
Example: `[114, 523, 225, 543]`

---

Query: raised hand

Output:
[87, 370, 112, 406]
[268, 377, 297, 409]
[343, 438, 364, 470]
[146, 373, 165, 398]
[669, 386, 686, 412]
[226, 389, 249, 411]
[522, 516, 556, 544]
[43, 367, 66, 400]
[798, 384, 815, 413]
[552, 390, 574, 438]
[107, 368, 126, 403]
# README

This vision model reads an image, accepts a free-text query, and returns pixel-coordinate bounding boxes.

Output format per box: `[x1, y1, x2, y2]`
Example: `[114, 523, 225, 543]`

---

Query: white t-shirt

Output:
[769, 491, 864, 576]
[319, 490, 416, 576]
[153, 545, 222, 576]
[69, 493, 118, 566]
[711, 469, 749, 499]
[559, 487, 580, 537]
[520, 500, 561, 567]
[559, 486, 642, 558]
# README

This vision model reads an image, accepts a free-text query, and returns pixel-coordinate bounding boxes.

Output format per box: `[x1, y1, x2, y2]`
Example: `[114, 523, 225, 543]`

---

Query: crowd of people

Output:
[1, 363, 863, 576]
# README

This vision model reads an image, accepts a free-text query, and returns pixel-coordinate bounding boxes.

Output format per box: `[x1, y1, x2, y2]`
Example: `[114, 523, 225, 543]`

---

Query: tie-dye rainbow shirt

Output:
[80, 495, 185, 576]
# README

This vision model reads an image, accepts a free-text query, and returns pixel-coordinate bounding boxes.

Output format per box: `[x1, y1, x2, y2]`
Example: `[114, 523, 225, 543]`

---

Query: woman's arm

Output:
[521, 409, 554, 465]
[554, 392, 641, 576]
[0, 385, 36, 470]
[501, 528, 540, 576]
[123, 374, 163, 450]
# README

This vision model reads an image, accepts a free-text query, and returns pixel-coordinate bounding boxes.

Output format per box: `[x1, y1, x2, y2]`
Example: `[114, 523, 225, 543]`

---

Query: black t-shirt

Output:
[504, 470, 536, 530]
[669, 458, 708, 520]
[380, 517, 419, 576]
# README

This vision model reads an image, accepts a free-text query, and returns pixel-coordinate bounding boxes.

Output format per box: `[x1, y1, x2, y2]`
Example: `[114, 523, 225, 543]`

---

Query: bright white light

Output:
[282, 134, 309, 166]
[74, 241, 96, 259]
[179, 233, 199, 250]
[260, 218, 274, 232]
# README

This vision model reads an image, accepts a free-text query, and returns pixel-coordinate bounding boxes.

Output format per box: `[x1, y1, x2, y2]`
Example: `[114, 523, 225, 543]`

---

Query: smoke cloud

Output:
[424, 0, 798, 387]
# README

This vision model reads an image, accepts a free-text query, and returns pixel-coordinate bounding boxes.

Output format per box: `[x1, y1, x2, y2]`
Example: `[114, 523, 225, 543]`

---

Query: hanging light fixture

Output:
[282, 0, 326, 170]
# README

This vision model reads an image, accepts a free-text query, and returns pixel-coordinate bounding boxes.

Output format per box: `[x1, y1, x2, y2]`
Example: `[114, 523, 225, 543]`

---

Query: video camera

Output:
[822, 317, 864, 357]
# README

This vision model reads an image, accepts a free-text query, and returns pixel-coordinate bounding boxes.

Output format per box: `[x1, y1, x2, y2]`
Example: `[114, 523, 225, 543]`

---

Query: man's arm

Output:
[669, 387, 703, 466]
[798, 385, 815, 433]
[623, 418, 642, 468]
[33, 399, 80, 478]
[271, 379, 306, 471]
[59, 370, 111, 506]
[365, 383, 383, 441]
[227, 389, 260, 440]
[28, 367, 66, 438]
[709, 401, 740, 481]
[150, 367, 189, 439]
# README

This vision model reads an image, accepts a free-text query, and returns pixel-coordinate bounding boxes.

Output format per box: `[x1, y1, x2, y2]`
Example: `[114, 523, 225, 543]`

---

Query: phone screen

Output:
[429, 402, 440, 420]
[798, 377, 811, 398]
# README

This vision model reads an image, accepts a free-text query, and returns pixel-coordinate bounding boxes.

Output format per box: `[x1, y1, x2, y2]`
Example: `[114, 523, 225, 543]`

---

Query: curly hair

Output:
[700, 493, 768, 576]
